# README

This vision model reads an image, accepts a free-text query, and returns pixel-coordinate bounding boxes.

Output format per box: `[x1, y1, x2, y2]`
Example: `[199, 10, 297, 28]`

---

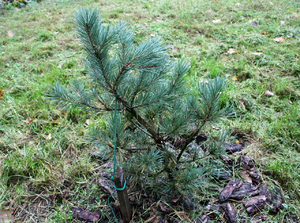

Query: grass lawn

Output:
[0, 0, 299, 222]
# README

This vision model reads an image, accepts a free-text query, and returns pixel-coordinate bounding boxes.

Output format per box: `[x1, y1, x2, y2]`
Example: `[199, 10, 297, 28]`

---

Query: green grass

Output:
[0, 0, 299, 221]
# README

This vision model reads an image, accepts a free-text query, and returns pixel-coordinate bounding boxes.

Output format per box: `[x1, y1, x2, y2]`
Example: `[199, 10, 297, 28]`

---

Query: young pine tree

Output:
[47, 8, 232, 196]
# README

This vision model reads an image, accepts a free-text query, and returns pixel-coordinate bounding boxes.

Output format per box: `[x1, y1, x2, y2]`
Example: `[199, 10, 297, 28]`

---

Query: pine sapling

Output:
[47, 8, 232, 196]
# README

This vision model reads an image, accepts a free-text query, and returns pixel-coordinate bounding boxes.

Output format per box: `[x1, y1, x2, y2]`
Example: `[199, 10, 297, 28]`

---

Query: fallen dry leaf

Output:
[22, 65, 29, 70]
[250, 21, 258, 27]
[212, 19, 222, 23]
[228, 48, 236, 54]
[240, 170, 253, 183]
[0, 89, 4, 98]
[23, 118, 34, 124]
[263, 90, 274, 96]
[85, 119, 91, 125]
[60, 110, 67, 117]
[7, 30, 14, 37]
[274, 36, 284, 42]
[158, 202, 167, 212]
[167, 45, 176, 51]
[212, 125, 220, 130]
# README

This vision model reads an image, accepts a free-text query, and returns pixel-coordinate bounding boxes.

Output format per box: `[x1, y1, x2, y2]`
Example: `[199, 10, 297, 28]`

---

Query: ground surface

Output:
[0, 0, 299, 222]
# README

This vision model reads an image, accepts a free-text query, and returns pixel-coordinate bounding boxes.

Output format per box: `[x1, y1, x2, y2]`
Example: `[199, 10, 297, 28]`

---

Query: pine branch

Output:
[190, 101, 205, 120]
[179, 153, 210, 164]
[129, 72, 145, 107]
[165, 113, 191, 137]
[114, 52, 153, 91]
[130, 121, 153, 137]
[46, 83, 112, 112]
[142, 72, 164, 89]
[116, 94, 162, 147]
[131, 99, 161, 109]
[199, 90, 214, 118]
[91, 67, 114, 94]
[123, 147, 149, 151]
[85, 22, 99, 55]
[77, 100, 111, 111]
[179, 137, 225, 164]
[85, 22, 113, 91]
[130, 65, 156, 69]
[88, 134, 114, 149]
[94, 95, 115, 111]
[167, 72, 182, 95]
[176, 121, 206, 162]
[157, 106, 165, 137]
